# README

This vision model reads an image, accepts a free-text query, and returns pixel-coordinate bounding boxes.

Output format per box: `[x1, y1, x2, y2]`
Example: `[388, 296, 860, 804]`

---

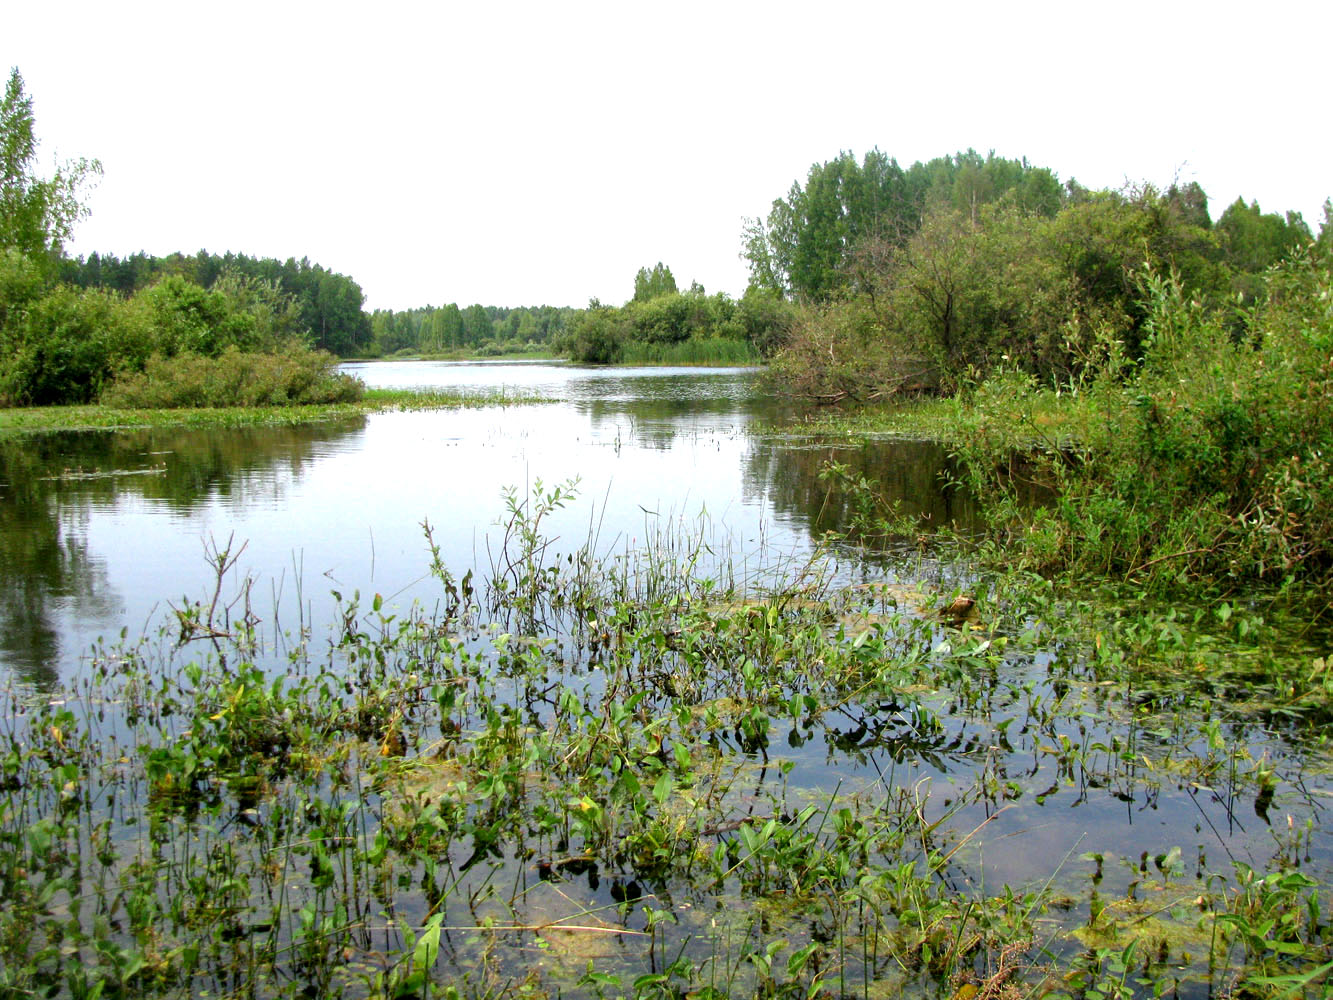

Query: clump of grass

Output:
[619, 337, 758, 366]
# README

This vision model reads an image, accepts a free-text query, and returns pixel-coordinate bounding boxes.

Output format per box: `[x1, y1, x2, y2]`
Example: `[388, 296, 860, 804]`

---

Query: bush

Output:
[0, 283, 149, 405]
[956, 248, 1333, 594]
[563, 306, 627, 364]
[99, 345, 364, 408]
[768, 297, 939, 403]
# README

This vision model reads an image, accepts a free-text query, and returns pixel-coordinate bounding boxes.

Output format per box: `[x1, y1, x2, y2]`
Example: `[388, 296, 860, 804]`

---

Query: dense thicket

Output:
[756, 147, 1326, 401]
[0, 69, 365, 407]
[954, 245, 1333, 596]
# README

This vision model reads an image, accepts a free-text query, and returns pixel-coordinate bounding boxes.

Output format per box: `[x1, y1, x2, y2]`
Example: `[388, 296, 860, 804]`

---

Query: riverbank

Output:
[0, 386, 559, 435]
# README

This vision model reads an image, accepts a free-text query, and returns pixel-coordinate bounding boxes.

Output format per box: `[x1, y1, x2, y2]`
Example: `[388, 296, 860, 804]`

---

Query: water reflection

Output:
[747, 437, 981, 538]
[0, 419, 366, 685]
[0, 364, 971, 687]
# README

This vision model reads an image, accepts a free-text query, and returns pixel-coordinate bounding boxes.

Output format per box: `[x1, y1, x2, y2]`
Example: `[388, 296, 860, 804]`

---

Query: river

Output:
[0, 361, 971, 688]
[2, 361, 1330, 998]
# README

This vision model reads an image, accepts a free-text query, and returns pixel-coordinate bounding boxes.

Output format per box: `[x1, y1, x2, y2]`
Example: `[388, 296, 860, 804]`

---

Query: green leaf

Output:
[652, 772, 674, 806]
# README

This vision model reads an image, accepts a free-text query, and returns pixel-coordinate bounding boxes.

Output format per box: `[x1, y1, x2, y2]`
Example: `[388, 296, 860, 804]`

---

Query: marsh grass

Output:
[1, 483, 1331, 999]
[0, 386, 558, 436]
[619, 339, 759, 366]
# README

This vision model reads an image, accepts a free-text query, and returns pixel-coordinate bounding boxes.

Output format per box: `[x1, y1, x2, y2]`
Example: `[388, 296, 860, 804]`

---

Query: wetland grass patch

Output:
[2, 485, 1331, 999]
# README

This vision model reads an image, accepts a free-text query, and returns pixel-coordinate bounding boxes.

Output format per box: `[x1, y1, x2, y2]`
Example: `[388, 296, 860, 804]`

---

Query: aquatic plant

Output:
[1, 482, 1330, 999]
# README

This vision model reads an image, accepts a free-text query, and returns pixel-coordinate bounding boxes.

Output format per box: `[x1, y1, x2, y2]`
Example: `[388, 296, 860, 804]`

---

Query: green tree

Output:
[632, 262, 677, 302]
[437, 303, 464, 350]
[462, 304, 492, 347]
[1318, 199, 1333, 253]
[309, 270, 370, 355]
[0, 68, 100, 270]
[565, 303, 626, 363]
[1217, 197, 1311, 275]
[745, 148, 1065, 302]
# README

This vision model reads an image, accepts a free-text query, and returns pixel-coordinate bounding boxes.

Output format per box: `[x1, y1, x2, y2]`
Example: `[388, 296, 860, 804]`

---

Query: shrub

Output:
[0, 283, 149, 405]
[956, 248, 1333, 594]
[99, 344, 364, 408]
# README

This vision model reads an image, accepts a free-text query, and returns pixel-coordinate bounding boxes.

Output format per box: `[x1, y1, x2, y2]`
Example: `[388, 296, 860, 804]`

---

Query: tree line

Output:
[59, 251, 372, 357]
[370, 302, 575, 356]
[364, 262, 793, 366]
[750, 147, 1328, 400]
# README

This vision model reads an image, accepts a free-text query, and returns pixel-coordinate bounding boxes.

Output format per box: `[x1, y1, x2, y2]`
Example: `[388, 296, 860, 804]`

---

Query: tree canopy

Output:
[632, 262, 678, 302]
[0, 68, 100, 271]
[743, 149, 1064, 303]
[759, 148, 1331, 403]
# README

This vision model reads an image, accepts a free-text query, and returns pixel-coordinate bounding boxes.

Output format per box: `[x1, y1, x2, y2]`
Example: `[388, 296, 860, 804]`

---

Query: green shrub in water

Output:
[954, 244, 1333, 596]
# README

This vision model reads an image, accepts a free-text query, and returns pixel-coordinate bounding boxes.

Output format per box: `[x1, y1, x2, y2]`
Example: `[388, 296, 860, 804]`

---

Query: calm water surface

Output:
[4, 362, 1330, 997]
[0, 362, 970, 687]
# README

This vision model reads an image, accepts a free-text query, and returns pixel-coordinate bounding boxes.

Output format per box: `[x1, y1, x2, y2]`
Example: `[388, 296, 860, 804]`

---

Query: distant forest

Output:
[51, 146, 1327, 379]
[12, 41, 1328, 409]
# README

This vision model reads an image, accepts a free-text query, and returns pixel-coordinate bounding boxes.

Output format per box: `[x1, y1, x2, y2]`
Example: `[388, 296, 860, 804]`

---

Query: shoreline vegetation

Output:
[0, 386, 561, 435]
[5, 65, 1333, 999]
[3, 482, 1331, 999]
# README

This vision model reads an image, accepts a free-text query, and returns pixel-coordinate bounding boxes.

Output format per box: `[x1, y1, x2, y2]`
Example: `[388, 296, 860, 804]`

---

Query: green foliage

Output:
[462, 303, 494, 347]
[766, 295, 916, 403]
[632, 261, 677, 302]
[62, 250, 373, 356]
[98, 344, 364, 408]
[0, 68, 101, 272]
[561, 286, 789, 365]
[745, 148, 1066, 302]
[0, 282, 149, 405]
[369, 302, 570, 357]
[140, 274, 266, 357]
[953, 247, 1333, 595]
[563, 302, 627, 364]
[619, 336, 757, 365]
[771, 180, 1236, 400]
[1217, 197, 1312, 274]
[1217, 197, 1314, 303]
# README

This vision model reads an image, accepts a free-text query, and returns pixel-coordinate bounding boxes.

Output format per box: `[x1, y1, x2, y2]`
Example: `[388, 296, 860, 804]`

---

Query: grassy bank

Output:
[773, 251, 1333, 610]
[0, 386, 559, 436]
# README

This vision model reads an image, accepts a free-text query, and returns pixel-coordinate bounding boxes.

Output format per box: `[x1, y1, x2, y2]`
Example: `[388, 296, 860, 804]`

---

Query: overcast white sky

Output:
[6, 1, 1329, 312]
